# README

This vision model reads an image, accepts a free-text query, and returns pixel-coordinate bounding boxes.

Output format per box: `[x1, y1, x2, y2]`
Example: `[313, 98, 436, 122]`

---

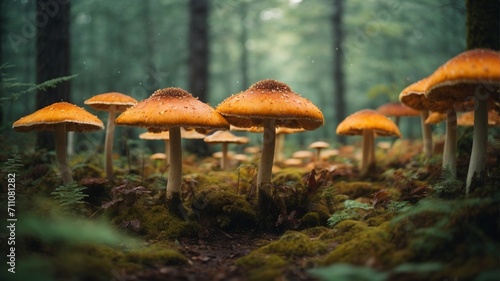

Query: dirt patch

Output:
[129, 231, 281, 281]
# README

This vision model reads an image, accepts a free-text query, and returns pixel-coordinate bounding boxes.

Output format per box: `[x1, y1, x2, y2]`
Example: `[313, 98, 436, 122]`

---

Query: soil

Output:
[127, 231, 298, 281]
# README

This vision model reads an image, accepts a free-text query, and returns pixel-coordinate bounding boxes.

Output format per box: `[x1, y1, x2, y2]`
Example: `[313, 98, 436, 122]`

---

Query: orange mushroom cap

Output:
[216, 79, 324, 130]
[336, 109, 401, 137]
[13, 101, 104, 132]
[115, 87, 229, 133]
[376, 102, 420, 117]
[424, 112, 447, 125]
[425, 48, 500, 112]
[85, 92, 138, 112]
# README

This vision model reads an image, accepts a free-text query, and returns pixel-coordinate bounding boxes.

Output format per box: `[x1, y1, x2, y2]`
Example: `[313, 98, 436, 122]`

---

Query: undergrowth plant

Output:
[51, 181, 89, 210]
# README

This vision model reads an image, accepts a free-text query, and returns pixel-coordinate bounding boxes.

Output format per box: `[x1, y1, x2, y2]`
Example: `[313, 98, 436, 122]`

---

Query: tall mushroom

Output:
[336, 109, 401, 175]
[203, 130, 249, 170]
[115, 88, 229, 215]
[13, 102, 104, 184]
[216, 79, 324, 230]
[376, 102, 420, 127]
[399, 77, 435, 157]
[139, 131, 171, 165]
[84, 92, 137, 181]
[216, 79, 324, 187]
[425, 49, 500, 191]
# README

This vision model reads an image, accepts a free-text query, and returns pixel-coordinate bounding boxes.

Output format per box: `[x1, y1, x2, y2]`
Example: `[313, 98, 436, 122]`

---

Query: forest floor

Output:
[128, 232, 289, 281]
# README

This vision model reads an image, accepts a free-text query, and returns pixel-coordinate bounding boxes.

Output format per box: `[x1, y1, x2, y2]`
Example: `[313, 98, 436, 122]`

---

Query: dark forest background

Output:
[1, 0, 466, 155]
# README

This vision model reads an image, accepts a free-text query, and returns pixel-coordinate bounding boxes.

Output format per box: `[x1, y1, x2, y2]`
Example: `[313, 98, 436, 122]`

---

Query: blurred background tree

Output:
[1, 0, 468, 154]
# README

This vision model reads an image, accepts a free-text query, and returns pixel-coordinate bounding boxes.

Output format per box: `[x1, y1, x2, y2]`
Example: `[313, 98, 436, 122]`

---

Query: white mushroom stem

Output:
[104, 107, 117, 181]
[221, 143, 229, 170]
[274, 133, 285, 162]
[55, 124, 73, 184]
[442, 110, 457, 177]
[257, 118, 276, 188]
[166, 126, 182, 199]
[466, 98, 488, 193]
[420, 109, 433, 157]
[164, 139, 170, 166]
[361, 129, 375, 173]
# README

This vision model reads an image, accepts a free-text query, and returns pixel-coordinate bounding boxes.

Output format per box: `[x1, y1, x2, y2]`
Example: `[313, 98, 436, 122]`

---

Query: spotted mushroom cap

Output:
[216, 79, 324, 130]
[115, 87, 229, 132]
[12, 102, 104, 132]
[425, 48, 500, 112]
[336, 109, 401, 137]
[84, 92, 138, 112]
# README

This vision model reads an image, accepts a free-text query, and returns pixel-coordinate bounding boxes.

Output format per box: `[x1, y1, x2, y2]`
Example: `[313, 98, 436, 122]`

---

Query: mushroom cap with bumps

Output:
[115, 87, 229, 132]
[13, 101, 104, 132]
[84, 92, 138, 112]
[336, 109, 401, 137]
[216, 79, 324, 130]
[425, 48, 500, 112]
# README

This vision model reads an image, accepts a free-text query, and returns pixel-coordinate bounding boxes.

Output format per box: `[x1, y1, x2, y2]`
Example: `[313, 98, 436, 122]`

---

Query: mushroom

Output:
[457, 109, 500, 127]
[115, 88, 229, 213]
[376, 102, 420, 127]
[203, 130, 249, 170]
[336, 109, 401, 175]
[139, 131, 171, 165]
[424, 112, 447, 125]
[309, 141, 330, 161]
[216, 79, 324, 188]
[425, 48, 500, 190]
[12, 102, 104, 184]
[84, 92, 137, 181]
[399, 77, 435, 157]
[275, 127, 305, 162]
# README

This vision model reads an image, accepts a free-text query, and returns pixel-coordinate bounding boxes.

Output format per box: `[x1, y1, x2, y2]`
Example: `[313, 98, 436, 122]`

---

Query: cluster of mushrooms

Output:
[12, 48, 500, 212]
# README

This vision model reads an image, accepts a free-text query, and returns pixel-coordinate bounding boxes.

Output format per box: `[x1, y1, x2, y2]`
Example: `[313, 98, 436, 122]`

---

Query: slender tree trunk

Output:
[188, 0, 209, 101]
[187, 0, 210, 156]
[35, 0, 71, 149]
[332, 0, 346, 144]
[0, 0, 4, 125]
[239, 1, 249, 90]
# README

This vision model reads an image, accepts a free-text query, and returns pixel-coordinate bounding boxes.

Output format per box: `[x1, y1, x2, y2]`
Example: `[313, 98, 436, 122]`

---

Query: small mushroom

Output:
[336, 109, 401, 175]
[85, 92, 137, 181]
[13, 102, 104, 184]
[204, 130, 249, 170]
[376, 102, 420, 127]
[139, 131, 171, 165]
[309, 141, 330, 161]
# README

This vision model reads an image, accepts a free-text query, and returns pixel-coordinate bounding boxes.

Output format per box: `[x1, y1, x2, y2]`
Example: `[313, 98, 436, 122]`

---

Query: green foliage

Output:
[2, 153, 23, 174]
[327, 200, 373, 227]
[50, 181, 89, 208]
[431, 166, 463, 199]
[310, 263, 389, 281]
[1, 63, 78, 107]
[310, 262, 443, 281]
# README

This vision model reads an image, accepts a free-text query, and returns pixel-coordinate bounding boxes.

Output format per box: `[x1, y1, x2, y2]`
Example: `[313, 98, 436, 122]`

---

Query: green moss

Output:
[236, 252, 287, 281]
[126, 243, 187, 266]
[320, 220, 368, 244]
[141, 205, 199, 240]
[334, 181, 384, 199]
[300, 212, 321, 228]
[259, 231, 327, 258]
[323, 225, 396, 267]
[272, 167, 307, 185]
[195, 185, 257, 230]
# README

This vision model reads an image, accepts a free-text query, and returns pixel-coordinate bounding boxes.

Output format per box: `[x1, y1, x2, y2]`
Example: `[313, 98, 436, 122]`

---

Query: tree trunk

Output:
[332, 0, 346, 144]
[187, 0, 210, 156]
[188, 0, 209, 101]
[35, 0, 71, 150]
[0, 0, 4, 125]
[239, 1, 249, 90]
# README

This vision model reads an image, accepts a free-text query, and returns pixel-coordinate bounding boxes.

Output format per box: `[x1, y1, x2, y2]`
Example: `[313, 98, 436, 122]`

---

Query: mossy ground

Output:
[1, 132, 499, 280]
